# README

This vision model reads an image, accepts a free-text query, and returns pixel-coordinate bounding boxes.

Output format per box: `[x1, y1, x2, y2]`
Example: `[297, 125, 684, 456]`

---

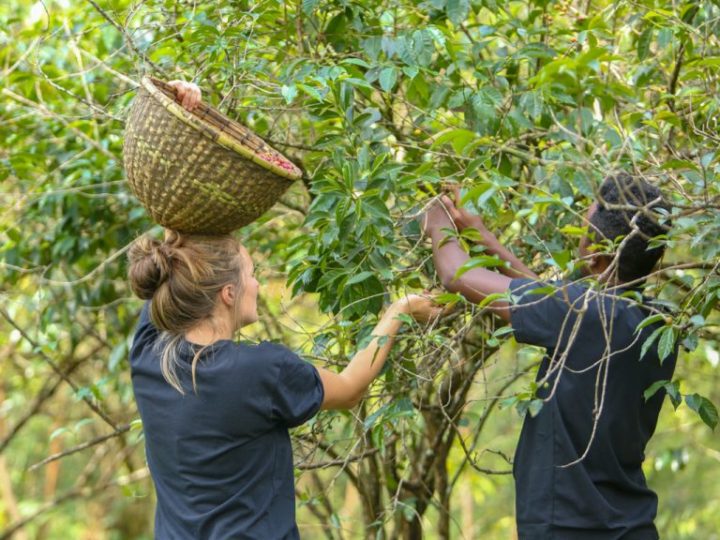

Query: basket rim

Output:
[139, 76, 302, 182]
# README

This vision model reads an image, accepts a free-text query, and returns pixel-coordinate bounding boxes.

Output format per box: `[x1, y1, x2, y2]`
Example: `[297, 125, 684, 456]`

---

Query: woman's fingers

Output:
[189, 86, 201, 109]
[181, 85, 200, 111]
[167, 80, 201, 111]
[404, 293, 452, 323]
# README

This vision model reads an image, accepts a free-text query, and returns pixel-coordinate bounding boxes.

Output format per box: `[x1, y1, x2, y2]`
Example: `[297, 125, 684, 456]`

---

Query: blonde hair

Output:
[127, 230, 243, 394]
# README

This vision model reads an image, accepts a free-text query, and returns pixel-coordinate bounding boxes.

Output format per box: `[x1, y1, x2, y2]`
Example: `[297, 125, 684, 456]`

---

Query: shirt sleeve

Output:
[139, 301, 152, 327]
[266, 344, 324, 428]
[509, 279, 588, 350]
[130, 301, 158, 353]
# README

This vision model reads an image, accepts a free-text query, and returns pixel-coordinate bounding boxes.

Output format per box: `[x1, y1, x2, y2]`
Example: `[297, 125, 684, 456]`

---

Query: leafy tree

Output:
[1, 0, 719, 538]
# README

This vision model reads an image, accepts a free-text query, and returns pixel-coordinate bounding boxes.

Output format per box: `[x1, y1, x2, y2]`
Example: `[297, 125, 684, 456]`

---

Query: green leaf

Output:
[74, 418, 94, 431]
[49, 427, 69, 441]
[346, 270, 375, 286]
[558, 225, 587, 236]
[341, 58, 371, 68]
[517, 43, 557, 60]
[379, 66, 398, 92]
[479, 292, 510, 308]
[362, 397, 415, 430]
[446, 0, 470, 25]
[281, 84, 298, 104]
[318, 269, 346, 290]
[434, 292, 463, 305]
[637, 27, 653, 60]
[644, 379, 668, 401]
[6, 227, 21, 242]
[363, 404, 388, 430]
[657, 326, 677, 364]
[108, 341, 127, 371]
[635, 314, 665, 332]
[394, 312, 414, 324]
[361, 36, 382, 60]
[454, 255, 505, 278]
[297, 83, 325, 102]
[431, 128, 477, 154]
[397, 30, 434, 67]
[492, 325, 514, 338]
[402, 65, 419, 78]
[640, 325, 664, 360]
[685, 394, 719, 430]
[499, 396, 519, 410]
[302, 0, 319, 14]
[528, 399, 544, 417]
[459, 227, 485, 242]
[344, 77, 374, 90]
[681, 333, 699, 352]
[644, 379, 681, 409]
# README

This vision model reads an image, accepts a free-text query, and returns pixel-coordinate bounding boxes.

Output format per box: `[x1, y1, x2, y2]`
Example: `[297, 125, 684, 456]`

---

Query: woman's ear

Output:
[219, 284, 235, 307]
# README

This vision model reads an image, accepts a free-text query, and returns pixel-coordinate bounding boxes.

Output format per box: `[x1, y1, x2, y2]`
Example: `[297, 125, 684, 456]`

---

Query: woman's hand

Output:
[167, 80, 202, 111]
[320, 293, 442, 410]
[395, 294, 446, 323]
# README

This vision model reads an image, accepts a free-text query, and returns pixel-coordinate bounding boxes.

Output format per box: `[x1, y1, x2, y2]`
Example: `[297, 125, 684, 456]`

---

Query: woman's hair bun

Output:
[127, 234, 173, 299]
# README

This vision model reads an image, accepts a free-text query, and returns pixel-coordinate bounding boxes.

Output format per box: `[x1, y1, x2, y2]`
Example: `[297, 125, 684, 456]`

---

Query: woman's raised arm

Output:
[318, 295, 438, 410]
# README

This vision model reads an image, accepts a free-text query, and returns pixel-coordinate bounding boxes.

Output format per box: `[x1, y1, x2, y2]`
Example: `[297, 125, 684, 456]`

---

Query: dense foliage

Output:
[1, 0, 719, 538]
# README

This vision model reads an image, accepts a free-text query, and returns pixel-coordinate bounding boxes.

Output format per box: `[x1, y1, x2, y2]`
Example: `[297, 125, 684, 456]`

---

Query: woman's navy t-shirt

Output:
[129, 302, 324, 539]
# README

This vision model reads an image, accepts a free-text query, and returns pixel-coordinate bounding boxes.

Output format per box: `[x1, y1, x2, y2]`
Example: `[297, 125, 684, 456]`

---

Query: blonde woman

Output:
[127, 83, 437, 539]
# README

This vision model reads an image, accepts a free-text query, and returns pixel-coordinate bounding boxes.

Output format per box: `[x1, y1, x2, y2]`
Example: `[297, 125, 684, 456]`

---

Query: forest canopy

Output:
[1, 0, 719, 538]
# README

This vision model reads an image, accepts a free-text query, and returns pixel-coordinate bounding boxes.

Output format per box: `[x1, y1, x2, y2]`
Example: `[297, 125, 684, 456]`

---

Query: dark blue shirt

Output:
[509, 279, 677, 540]
[129, 303, 324, 539]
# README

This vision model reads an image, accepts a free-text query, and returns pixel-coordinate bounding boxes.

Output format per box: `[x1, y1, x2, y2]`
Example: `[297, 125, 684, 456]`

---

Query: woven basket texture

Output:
[123, 77, 300, 234]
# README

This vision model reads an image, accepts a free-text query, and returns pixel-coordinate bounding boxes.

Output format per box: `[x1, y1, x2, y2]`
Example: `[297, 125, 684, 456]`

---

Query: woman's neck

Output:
[185, 315, 234, 345]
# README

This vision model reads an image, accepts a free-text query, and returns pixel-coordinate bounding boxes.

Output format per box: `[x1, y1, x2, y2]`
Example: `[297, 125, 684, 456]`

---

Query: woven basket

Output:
[123, 77, 302, 234]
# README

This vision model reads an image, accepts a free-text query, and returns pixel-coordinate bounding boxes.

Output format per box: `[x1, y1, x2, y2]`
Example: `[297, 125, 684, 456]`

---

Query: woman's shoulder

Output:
[129, 302, 159, 361]
[226, 340, 300, 365]
[202, 341, 306, 393]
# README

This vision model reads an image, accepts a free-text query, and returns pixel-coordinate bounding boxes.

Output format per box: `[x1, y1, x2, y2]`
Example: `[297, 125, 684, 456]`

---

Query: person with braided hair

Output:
[127, 83, 440, 539]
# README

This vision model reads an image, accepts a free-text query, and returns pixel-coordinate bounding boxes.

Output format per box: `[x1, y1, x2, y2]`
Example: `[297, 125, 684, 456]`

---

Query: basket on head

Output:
[122, 77, 302, 234]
